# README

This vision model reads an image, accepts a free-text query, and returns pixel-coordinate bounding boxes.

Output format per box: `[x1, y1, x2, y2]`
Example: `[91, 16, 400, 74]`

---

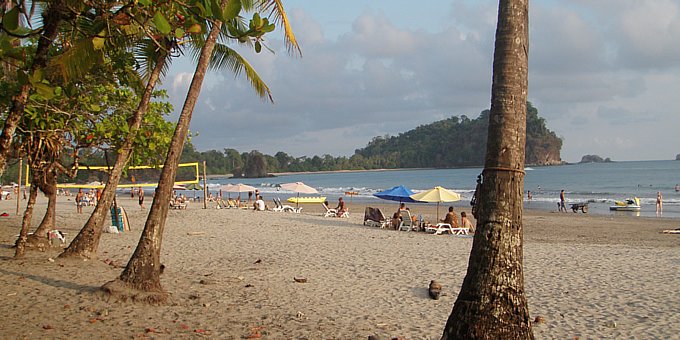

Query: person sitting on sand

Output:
[460, 211, 474, 233]
[441, 206, 459, 228]
[335, 197, 348, 217]
[254, 195, 266, 211]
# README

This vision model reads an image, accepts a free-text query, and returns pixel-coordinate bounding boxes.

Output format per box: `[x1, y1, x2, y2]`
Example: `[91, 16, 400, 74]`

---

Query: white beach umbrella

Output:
[280, 182, 319, 208]
[220, 183, 257, 193]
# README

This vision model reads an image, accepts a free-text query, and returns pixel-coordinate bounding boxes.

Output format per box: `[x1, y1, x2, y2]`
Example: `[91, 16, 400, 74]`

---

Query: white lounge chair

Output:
[398, 210, 414, 231]
[323, 203, 338, 217]
[170, 200, 188, 210]
[425, 223, 469, 235]
[273, 198, 301, 213]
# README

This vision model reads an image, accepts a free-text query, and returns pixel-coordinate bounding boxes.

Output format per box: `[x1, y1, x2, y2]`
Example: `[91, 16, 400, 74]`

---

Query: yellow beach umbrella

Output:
[410, 186, 461, 220]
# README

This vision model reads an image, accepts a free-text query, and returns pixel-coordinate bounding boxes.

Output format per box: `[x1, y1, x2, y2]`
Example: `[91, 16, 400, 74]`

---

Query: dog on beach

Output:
[428, 280, 442, 300]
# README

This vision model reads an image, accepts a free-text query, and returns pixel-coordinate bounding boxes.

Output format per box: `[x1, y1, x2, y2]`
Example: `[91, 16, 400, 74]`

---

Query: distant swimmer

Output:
[675, 184, 679, 192]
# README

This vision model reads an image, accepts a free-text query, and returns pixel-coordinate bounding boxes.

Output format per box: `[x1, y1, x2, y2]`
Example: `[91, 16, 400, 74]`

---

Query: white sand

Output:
[0, 195, 678, 339]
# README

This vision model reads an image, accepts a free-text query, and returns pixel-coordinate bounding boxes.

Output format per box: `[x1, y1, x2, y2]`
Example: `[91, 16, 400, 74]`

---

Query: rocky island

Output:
[579, 155, 612, 163]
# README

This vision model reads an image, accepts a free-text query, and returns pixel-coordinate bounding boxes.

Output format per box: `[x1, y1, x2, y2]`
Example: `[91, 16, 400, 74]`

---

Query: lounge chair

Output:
[273, 198, 301, 213]
[170, 200, 188, 210]
[323, 203, 338, 217]
[363, 207, 389, 228]
[425, 223, 469, 235]
[398, 210, 414, 231]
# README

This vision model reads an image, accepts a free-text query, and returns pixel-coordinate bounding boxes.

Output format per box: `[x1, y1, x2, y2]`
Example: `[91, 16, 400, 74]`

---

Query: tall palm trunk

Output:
[0, 1, 65, 175]
[102, 19, 223, 303]
[14, 173, 41, 258]
[442, 0, 532, 338]
[60, 53, 168, 259]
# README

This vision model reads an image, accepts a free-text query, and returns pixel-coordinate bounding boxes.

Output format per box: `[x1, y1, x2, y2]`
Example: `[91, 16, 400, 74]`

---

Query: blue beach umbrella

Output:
[373, 185, 418, 203]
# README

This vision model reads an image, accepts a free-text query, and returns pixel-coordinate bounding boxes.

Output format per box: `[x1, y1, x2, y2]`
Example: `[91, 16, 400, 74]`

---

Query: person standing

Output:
[559, 189, 567, 212]
[527, 190, 532, 201]
[75, 188, 84, 213]
[138, 187, 145, 210]
[656, 191, 663, 216]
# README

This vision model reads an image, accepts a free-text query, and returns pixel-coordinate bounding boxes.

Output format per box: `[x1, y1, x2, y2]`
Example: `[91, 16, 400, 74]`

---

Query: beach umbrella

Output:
[373, 185, 417, 203]
[410, 186, 461, 220]
[220, 183, 258, 201]
[280, 181, 318, 208]
[185, 183, 202, 199]
[220, 183, 257, 193]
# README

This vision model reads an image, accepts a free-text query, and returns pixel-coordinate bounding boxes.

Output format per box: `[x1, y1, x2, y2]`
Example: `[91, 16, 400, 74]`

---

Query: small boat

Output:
[287, 196, 327, 204]
[609, 197, 641, 211]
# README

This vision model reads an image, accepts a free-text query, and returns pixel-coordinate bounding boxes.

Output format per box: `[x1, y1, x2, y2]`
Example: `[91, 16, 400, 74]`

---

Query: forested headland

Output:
[179, 102, 563, 177]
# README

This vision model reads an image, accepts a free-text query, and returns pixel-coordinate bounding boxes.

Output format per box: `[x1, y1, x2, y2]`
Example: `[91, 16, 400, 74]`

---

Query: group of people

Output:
[387, 202, 474, 233]
[75, 188, 102, 213]
[555, 188, 666, 215]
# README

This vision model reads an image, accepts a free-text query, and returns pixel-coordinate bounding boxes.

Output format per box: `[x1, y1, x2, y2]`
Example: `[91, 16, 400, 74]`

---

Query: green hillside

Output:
[355, 102, 562, 168]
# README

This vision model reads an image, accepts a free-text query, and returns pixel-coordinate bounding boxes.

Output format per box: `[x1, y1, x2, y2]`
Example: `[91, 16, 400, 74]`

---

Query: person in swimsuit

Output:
[75, 189, 84, 213]
[138, 187, 145, 209]
[335, 197, 348, 217]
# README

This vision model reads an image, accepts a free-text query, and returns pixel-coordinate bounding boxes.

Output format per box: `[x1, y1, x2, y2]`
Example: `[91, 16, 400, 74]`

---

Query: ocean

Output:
[202, 160, 680, 219]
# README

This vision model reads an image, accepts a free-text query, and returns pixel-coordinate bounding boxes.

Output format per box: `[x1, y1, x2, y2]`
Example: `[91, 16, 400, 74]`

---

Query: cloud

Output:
[160, 0, 680, 163]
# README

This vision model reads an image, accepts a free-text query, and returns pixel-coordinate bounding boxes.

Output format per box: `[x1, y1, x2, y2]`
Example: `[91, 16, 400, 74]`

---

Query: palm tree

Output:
[102, 0, 301, 303]
[59, 44, 170, 259]
[442, 0, 533, 338]
[0, 0, 69, 175]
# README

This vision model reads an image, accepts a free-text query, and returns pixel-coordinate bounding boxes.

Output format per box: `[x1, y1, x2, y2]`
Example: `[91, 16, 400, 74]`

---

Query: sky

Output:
[161, 0, 680, 163]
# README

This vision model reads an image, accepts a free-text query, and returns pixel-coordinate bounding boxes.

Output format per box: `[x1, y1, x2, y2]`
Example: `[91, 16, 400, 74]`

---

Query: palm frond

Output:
[259, 0, 301, 57]
[210, 43, 272, 102]
[48, 38, 104, 82]
[133, 39, 171, 82]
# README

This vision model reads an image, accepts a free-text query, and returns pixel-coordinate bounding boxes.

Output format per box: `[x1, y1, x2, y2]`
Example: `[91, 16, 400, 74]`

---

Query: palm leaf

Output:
[259, 0, 301, 57]
[133, 39, 171, 83]
[209, 43, 272, 102]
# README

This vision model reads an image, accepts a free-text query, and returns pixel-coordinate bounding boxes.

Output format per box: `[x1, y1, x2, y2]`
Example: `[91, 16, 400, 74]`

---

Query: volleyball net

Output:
[25, 162, 200, 189]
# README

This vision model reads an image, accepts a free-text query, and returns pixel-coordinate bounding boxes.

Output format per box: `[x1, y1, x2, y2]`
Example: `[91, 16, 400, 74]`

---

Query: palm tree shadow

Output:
[0, 267, 101, 293]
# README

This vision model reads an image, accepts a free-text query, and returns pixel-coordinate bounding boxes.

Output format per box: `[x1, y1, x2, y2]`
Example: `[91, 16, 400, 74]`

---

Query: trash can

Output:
[111, 207, 124, 232]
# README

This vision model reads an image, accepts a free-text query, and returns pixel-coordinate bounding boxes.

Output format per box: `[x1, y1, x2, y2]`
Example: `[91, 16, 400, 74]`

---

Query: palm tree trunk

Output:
[0, 1, 65, 175]
[14, 176, 40, 258]
[442, 0, 533, 338]
[102, 18, 224, 303]
[27, 170, 57, 248]
[59, 54, 168, 260]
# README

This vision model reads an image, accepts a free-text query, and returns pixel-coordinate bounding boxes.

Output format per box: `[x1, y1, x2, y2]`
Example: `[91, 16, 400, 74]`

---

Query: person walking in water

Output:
[656, 191, 663, 216]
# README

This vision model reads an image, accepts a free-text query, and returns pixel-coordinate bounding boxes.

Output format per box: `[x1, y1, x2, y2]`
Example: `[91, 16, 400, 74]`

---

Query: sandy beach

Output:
[0, 195, 679, 339]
